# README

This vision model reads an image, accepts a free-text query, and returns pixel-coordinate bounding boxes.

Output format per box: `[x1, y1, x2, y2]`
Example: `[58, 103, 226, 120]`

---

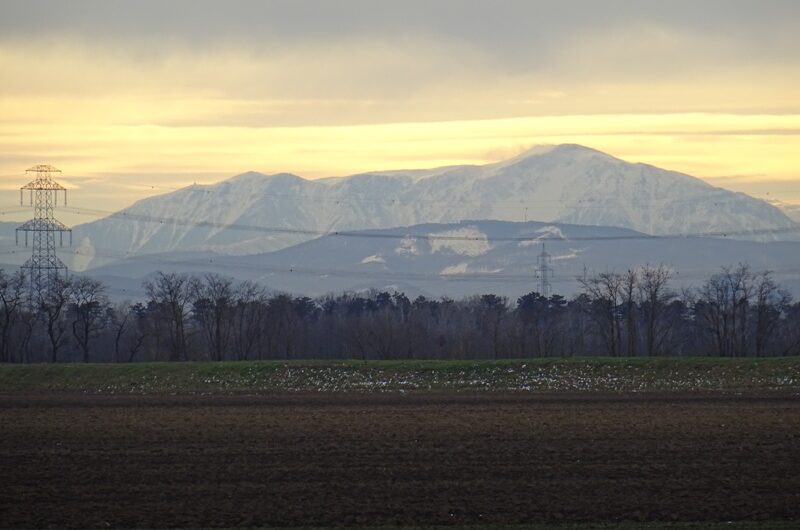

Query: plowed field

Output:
[1, 393, 799, 528]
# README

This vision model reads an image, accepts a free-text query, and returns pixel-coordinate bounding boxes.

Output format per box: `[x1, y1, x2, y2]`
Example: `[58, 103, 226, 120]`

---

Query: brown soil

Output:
[1, 393, 799, 528]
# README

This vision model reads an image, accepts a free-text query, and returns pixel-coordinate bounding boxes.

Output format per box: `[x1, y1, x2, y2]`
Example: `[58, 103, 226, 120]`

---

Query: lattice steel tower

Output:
[16, 165, 72, 299]
[536, 242, 554, 297]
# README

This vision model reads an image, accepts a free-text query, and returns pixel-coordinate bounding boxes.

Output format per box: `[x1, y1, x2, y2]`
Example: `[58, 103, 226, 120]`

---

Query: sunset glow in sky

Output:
[1, 0, 799, 216]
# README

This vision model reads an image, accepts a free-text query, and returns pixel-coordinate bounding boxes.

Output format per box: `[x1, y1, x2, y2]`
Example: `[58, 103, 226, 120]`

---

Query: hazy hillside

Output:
[85, 219, 800, 301]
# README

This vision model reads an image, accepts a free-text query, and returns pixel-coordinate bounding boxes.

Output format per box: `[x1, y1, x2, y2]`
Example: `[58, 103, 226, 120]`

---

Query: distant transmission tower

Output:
[16, 165, 72, 299]
[536, 242, 554, 297]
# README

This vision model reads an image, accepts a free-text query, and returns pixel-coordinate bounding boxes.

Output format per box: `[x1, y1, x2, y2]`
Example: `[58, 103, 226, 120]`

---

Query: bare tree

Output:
[144, 273, 198, 361]
[0, 269, 27, 363]
[39, 277, 72, 363]
[122, 303, 149, 362]
[231, 281, 267, 360]
[696, 264, 754, 357]
[579, 272, 623, 356]
[111, 302, 130, 362]
[17, 309, 37, 363]
[622, 269, 638, 357]
[266, 294, 299, 359]
[778, 303, 800, 357]
[70, 277, 109, 363]
[193, 274, 235, 361]
[753, 272, 791, 357]
[638, 264, 674, 356]
[516, 292, 547, 357]
[473, 294, 507, 359]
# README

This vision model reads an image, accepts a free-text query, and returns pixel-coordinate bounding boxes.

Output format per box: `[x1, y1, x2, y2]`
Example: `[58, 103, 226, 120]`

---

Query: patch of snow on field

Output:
[74, 358, 800, 395]
[360, 254, 386, 264]
[552, 248, 585, 261]
[395, 236, 420, 256]
[441, 262, 469, 275]
[518, 225, 566, 247]
[429, 226, 492, 256]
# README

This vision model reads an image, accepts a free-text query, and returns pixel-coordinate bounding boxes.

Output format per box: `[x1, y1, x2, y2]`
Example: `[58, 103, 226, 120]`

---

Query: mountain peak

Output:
[230, 170, 268, 180]
[550, 143, 614, 157]
[227, 171, 305, 186]
[493, 143, 615, 169]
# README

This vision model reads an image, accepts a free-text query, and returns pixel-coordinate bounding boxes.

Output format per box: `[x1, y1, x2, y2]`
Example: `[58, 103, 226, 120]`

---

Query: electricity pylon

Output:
[536, 242, 554, 297]
[16, 165, 72, 300]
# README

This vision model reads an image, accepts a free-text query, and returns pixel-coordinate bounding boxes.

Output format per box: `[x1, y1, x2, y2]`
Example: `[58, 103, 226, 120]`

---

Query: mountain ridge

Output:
[68, 144, 797, 270]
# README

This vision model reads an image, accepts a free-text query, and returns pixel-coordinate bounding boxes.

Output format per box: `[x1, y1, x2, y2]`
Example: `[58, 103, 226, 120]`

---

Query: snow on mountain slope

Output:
[70, 144, 798, 270]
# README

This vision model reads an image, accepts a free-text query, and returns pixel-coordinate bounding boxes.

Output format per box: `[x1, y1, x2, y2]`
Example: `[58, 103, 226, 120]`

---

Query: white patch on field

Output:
[552, 247, 586, 261]
[395, 236, 420, 256]
[552, 252, 577, 261]
[518, 225, 566, 247]
[429, 226, 491, 256]
[474, 267, 503, 273]
[441, 262, 469, 275]
[536, 225, 566, 239]
[360, 254, 386, 264]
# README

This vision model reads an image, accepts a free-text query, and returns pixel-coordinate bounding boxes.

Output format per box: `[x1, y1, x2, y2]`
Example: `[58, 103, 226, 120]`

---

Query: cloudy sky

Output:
[1, 0, 799, 218]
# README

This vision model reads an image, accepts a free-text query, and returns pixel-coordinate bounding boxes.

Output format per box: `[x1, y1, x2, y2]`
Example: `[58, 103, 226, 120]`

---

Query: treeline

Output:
[0, 264, 798, 363]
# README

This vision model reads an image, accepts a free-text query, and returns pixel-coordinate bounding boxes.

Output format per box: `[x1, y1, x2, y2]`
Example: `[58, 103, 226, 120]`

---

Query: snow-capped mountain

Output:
[84, 219, 800, 301]
[70, 144, 797, 270]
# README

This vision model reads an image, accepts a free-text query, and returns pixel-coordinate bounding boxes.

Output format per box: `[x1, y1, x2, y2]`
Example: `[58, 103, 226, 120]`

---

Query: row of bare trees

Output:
[577, 264, 795, 357]
[0, 264, 798, 362]
[0, 271, 109, 363]
[578, 265, 675, 357]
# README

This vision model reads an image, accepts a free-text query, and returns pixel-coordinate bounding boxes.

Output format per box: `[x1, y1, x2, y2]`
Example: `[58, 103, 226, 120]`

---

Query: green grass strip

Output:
[1, 357, 799, 395]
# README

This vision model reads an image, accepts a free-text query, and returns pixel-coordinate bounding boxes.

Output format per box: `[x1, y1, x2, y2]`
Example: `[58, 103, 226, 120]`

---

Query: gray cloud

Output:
[1, 0, 798, 69]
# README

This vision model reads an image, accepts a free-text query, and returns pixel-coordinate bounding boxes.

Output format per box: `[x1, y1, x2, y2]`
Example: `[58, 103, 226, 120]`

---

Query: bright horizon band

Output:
[1, 112, 799, 215]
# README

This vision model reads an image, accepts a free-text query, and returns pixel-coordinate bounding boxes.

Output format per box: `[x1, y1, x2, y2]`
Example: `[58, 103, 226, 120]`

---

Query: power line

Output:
[59, 205, 800, 242]
[1, 243, 798, 292]
[48, 245, 800, 286]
